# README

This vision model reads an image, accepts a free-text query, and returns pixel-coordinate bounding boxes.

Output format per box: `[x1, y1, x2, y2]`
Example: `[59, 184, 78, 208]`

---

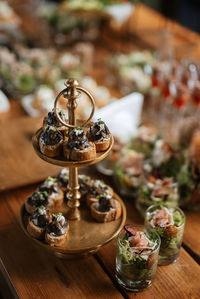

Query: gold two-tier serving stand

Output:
[20, 78, 126, 258]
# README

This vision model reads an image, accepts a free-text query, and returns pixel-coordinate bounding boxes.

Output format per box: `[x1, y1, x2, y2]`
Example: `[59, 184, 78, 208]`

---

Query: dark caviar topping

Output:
[46, 214, 67, 236]
[98, 196, 112, 212]
[90, 119, 110, 141]
[39, 177, 59, 194]
[57, 170, 69, 186]
[79, 175, 91, 195]
[43, 110, 66, 127]
[67, 128, 89, 150]
[41, 126, 63, 146]
[31, 206, 50, 227]
[27, 191, 48, 207]
[88, 180, 108, 197]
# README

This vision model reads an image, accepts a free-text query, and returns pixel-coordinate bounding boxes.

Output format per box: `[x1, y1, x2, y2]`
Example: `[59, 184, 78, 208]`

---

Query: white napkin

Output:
[106, 3, 134, 25]
[0, 90, 10, 113]
[93, 92, 143, 142]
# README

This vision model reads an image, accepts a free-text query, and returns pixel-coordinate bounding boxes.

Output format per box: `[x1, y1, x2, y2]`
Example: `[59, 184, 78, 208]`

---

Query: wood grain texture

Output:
[128, 4, 200, 59]
[1, 183, 200, 299]
[0, 117, 61, 191]
[0, 258, 19, 299]
[0, 3, 200, 298]
[183, 210, 200, 257]
[0, 186, 123, 299]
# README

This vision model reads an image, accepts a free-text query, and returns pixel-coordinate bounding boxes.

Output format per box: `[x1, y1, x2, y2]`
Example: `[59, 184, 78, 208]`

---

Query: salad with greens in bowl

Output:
[116, 225, 160, 292]
[129, 125, 160, 159]
[148, 139, 183, 179]
[137, 176, 179, 216]
[145, 205, 185, 266]
[114, 149, 144, 197]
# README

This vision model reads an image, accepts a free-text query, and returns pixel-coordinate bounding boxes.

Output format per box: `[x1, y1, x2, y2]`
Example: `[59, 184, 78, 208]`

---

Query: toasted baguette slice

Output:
[57, 126, 68, 133]
[25, 199, 53, 215]
[27, 218, 46, 239]
[93, 134, 111, 152]
[39, 138, 63, 157]
[86, 196, 98, 208]
[45, 223, 69, 247]
[90, 198, 121, 222]
[50, 189, 64, 208]
[63, 142, 96, 161]
[86, 186, 114, 208]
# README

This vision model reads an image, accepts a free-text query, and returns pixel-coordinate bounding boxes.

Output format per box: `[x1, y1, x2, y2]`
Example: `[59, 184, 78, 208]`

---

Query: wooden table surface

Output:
[0, 4, 200, 299]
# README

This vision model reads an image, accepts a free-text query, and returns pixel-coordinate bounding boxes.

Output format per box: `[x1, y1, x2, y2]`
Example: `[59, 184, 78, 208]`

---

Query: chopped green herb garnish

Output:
[97, 118, 104, 125]
[81, 176, 87, 181]
[47, 177, 57, 182]
[42, 191, 48, 197]
[173, 211, 184, 227]
[53, 212, 62, 218]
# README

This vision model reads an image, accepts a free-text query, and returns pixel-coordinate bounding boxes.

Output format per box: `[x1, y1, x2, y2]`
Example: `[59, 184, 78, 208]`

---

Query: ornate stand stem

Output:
[65, 79, 81, 220]
[54, 78, 95, 221]
[67, 168, 81, 220]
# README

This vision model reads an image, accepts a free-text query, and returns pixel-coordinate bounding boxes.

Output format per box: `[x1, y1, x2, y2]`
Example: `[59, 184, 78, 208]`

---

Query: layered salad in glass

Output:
[114, 149, 144, 197]
[145, 205, 185, 265]
[148, 139, 183, 178]
[116, 225, 160, 292]
[129, 125, 160, 159]
[137, 176, 178, 216]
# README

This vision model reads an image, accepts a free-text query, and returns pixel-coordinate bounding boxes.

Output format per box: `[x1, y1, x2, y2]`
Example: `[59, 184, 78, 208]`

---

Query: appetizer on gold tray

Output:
[20, 172, 126, 256]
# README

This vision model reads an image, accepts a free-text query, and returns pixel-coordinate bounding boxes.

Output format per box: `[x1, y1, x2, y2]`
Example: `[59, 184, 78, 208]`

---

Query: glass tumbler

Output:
[115, 225, 160, 292]
[145, 204, 185, 266]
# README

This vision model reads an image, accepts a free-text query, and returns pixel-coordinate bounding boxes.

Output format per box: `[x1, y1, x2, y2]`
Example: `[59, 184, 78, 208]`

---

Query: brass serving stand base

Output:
[20, 79, 127, 258]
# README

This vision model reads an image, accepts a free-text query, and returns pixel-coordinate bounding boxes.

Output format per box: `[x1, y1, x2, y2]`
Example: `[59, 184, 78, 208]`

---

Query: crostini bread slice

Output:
[63, 141, 96, 161]
[39, 137, 63, 157]
[27, 218, 46, 239]
[45, 223, 69, 247]
[86, 186, 114, 208]
[25, 199, 53, 215]
[50, 189, 64, 208]
[90, 198, 121, 222]
[93, 134, 111, 152]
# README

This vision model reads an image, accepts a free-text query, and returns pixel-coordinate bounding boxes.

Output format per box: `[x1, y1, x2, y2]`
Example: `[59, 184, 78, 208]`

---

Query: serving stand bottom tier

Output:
[20, 191, 126, 258]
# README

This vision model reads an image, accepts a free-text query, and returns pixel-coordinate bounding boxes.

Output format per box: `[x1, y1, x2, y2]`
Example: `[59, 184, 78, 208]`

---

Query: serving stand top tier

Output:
[32, 78, 114, 221]
[32, 79, 114, 168]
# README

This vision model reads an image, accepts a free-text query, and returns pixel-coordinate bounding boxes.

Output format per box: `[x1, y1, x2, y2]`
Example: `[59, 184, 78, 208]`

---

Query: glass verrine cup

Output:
[113, 149, 144, 198]
[115, 225, 160, 292]
[136, 177, 179, 217]
[145, 204, 185, 266]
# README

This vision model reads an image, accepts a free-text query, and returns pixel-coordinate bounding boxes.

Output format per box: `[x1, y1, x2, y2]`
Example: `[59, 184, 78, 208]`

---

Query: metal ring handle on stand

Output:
[54, 86, 95, 128]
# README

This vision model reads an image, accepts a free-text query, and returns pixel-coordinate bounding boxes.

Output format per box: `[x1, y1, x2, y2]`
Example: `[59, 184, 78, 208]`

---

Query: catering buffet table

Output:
[0, 4, 200, 299]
